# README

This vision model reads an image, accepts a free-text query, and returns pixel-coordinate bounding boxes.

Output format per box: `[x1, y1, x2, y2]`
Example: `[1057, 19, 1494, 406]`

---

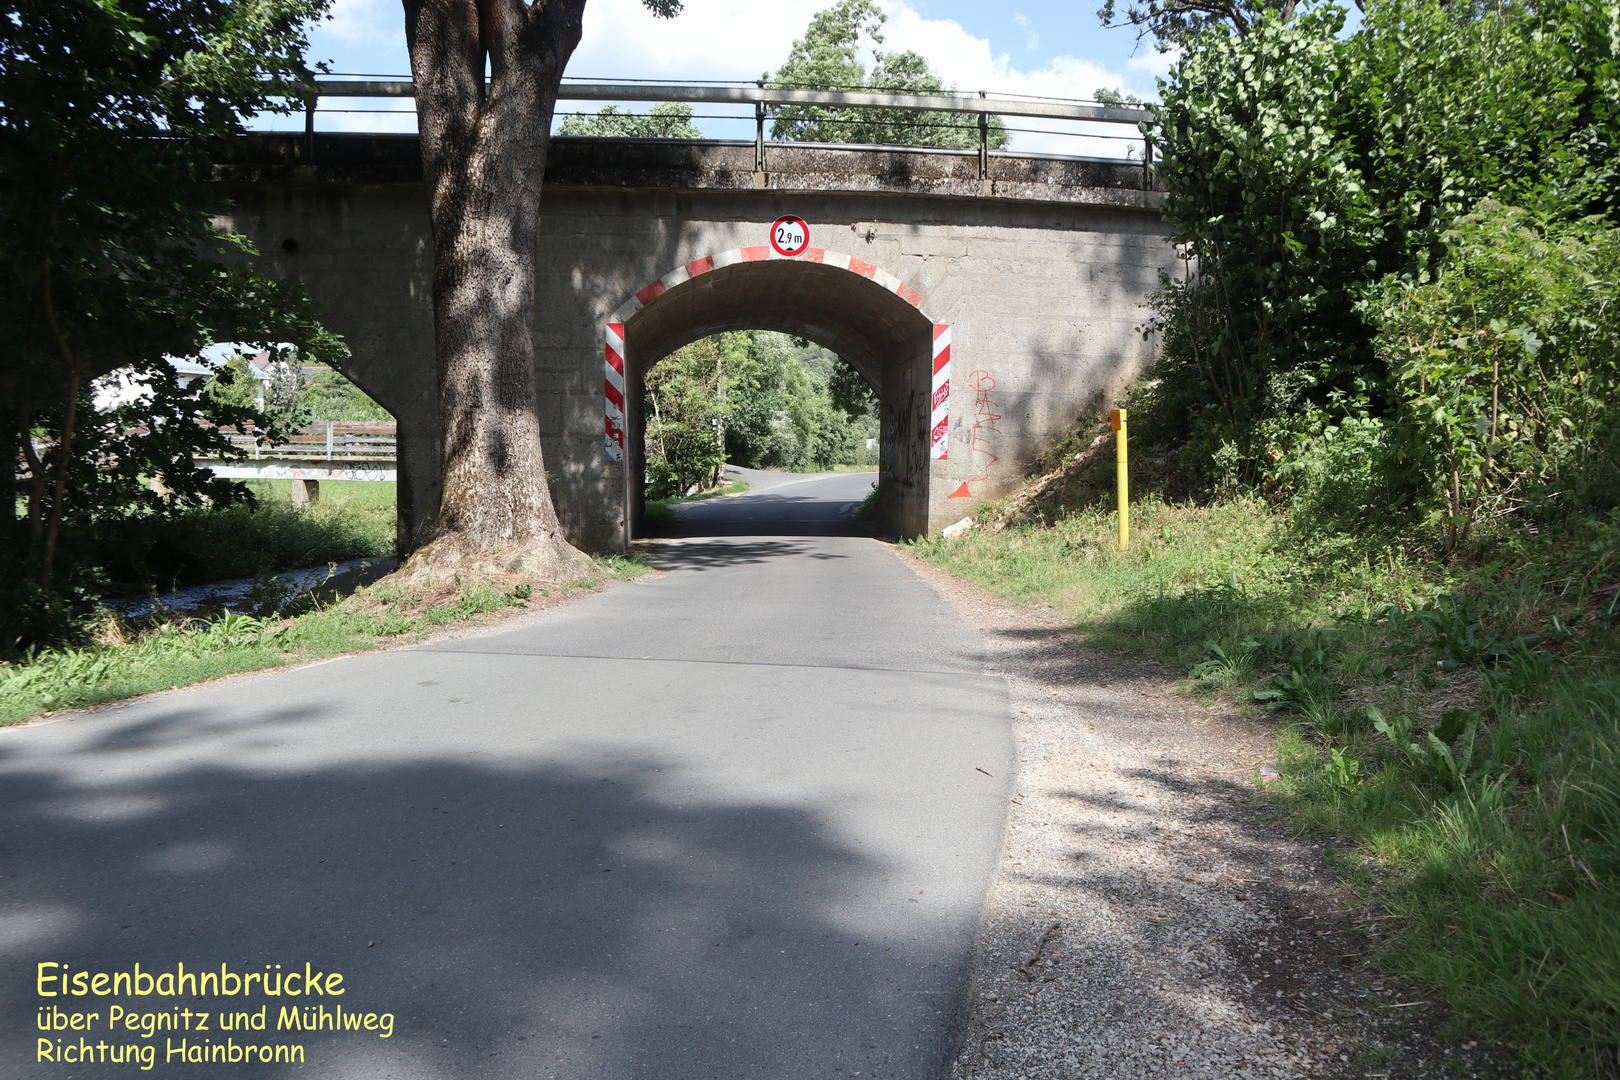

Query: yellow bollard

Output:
[1111, 408, 1129, 550]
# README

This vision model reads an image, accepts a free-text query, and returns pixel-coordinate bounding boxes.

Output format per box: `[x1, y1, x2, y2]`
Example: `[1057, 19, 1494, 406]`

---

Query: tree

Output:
[643, 338, 726, 498]
[767, 0, 1008, 150]
[1139, 0, 1620, 504]
[1097, 0, 1311, 47]
[557, 102, 703, 138]
[1093, 87, 1143, 106]
[0, 0, 344, 646]
[827, 360, 877, 419]
[400, 0, 678, 579]
[301, 367, 394, 422]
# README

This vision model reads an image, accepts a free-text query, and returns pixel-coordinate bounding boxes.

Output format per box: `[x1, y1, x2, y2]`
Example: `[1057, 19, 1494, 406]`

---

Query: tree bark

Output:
[401, 0, 591, 580]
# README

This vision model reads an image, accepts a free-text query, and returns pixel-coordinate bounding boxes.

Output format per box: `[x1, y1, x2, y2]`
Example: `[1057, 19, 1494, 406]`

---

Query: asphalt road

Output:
[1, 471, 1010, 1079]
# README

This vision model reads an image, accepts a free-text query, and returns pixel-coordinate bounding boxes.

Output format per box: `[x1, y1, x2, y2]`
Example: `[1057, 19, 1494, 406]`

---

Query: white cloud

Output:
[319, 0, 404, 49]
[876, 2, 1151, 155]
[1126, 45, 1181, 79]
[1010, 11, 1038, 49]
[290, 0, 1152, 156]
[568, 0, 826, 82]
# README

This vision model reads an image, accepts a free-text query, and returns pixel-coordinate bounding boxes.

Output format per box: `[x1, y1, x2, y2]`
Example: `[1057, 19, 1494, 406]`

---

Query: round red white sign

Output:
[769, 216, 810, 257]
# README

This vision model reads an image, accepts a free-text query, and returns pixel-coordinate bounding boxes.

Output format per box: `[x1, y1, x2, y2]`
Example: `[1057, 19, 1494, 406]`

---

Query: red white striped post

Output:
[604, 322, 626, 462]
[931, 324, 951, 460]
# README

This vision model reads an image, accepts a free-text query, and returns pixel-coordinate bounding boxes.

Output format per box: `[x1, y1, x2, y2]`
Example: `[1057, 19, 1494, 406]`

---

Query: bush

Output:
[1143, 0, 1620, 503]
[1372, 205, 1620, 550]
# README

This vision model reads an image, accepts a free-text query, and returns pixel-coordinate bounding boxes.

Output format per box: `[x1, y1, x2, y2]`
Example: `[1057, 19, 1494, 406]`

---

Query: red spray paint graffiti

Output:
[949, 370, 1001, 498]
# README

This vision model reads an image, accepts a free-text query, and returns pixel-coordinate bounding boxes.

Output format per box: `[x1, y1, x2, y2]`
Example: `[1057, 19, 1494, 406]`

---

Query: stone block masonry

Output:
[214, 134, 1178, 551]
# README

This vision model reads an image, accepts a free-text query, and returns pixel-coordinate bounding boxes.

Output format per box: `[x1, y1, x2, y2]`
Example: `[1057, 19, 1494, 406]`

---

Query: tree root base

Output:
[396, 533, 592, 586]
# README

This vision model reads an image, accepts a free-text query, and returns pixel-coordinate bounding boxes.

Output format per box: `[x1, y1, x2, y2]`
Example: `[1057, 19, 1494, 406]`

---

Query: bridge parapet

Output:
[215, 134, 1161, 208]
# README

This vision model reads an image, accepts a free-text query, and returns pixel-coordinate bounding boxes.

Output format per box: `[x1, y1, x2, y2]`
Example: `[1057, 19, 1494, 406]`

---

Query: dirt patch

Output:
[898, 551, 1521, 1080]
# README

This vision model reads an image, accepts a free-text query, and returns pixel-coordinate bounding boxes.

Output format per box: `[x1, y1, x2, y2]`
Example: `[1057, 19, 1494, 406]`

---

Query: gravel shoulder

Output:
[898, 551, 1520, 1080]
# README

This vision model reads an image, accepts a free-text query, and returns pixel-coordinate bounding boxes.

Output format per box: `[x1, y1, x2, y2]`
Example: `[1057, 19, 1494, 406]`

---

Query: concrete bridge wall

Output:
[215, 134, 1177, 552]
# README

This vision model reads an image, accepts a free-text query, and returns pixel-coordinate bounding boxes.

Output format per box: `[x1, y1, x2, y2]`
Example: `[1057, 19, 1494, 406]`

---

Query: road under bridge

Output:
[214, 127, 1175, 552]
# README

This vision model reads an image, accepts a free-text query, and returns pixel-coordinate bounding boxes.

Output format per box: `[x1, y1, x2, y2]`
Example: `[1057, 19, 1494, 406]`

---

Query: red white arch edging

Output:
[930, 324, 950, 460]
[603, 245, 948, 463]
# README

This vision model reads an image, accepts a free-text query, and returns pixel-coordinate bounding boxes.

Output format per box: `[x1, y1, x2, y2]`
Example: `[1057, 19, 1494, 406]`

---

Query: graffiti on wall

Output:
[880, 390, 932, 516]
[949, 369, 1001, 498]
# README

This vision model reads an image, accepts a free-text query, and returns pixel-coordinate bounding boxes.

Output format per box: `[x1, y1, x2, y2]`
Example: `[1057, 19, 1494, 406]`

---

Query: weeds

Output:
[1189, 635, 1264, 689]
[102, 479, 396, 593]
[0, 555, 642, 727]
[911, 490, 1620, 1076]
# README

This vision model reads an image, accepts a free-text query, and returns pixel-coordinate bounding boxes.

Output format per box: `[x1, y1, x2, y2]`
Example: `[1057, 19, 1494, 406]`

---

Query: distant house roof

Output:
[91, 345, 289, 410]
[167, 356, 216, 382]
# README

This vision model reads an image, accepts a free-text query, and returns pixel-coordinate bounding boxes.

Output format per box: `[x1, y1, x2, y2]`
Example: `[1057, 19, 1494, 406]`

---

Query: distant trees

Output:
[643, 333, 877, 497]
[206, 356, 391, 426]
[300, 369, 393, 423]
[557, 102, 702, 138]
[767, 0, 1007, 150]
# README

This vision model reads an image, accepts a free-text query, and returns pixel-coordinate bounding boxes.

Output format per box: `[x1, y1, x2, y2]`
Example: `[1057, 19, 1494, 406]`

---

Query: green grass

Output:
[913, 495, 1433, 663]
[0, 555, 651, 727]
[912, 495, 1620, 1076]
[1277, 667, 1620, 1077]
[104, 480, 397, 593]
[643, 481, 749, 523]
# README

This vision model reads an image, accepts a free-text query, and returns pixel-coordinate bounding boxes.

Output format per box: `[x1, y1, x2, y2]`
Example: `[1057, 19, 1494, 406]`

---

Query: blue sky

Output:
[295, 0, 1175, 156]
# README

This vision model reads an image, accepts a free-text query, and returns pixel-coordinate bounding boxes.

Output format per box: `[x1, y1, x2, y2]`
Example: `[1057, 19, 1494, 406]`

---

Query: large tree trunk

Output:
[401, 0, 590, 579]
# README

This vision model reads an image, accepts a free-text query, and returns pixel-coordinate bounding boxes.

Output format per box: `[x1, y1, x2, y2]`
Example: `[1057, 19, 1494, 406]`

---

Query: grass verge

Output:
[0, 555, 651, 727]
[911, 495, 1619, 1077]
[104, 479, 397, 593]
[643, 481, 749, 523]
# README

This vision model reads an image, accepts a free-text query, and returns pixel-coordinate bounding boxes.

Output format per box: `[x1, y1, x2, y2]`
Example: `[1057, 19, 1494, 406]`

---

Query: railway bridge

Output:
[214, 84, 1176, 551]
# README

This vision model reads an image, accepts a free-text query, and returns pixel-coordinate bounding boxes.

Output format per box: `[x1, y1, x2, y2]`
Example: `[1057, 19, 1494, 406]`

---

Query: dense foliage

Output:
[1099, 0, 1308, 45]
[642, 332, 876, 498]
[1142, 0, 1620, 544]
[766, 0, 1008, 150]
[555, 102, 703, 138]
[1373, 206, 1620, 550]
[0, 0, 342, 649]
[1120, 1, 1620, 1070]
[206, 355, 391, 426]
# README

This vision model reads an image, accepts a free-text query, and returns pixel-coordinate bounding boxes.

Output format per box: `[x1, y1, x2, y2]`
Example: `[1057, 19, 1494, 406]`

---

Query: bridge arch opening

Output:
[605, 249, 947, 542]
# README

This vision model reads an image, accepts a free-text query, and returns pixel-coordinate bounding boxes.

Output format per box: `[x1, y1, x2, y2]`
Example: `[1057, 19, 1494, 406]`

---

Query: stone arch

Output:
[602, 246, 949, 541]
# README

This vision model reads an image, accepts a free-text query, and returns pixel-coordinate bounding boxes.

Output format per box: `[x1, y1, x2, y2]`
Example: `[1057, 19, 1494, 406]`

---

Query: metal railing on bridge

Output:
[283, 77, 1157, 170]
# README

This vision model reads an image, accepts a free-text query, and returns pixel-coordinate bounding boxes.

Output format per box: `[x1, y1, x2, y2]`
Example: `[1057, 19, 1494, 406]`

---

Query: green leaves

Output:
[1372, 204, 1620, 545]
[556, 102, 703, 139]
[765, 0, 1007, 150]
[0, 0, 342, 646]
[1144, 0, 1620, 537]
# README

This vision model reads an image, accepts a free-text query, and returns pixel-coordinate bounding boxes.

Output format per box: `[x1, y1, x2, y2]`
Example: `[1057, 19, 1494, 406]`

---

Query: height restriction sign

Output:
[769, 216, 809, 257]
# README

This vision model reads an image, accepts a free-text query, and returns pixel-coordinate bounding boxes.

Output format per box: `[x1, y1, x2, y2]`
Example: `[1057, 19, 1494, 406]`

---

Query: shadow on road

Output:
[0, 729, 962, 1078]
[639, 538, 855, 572]
[640, 473, 877, 540]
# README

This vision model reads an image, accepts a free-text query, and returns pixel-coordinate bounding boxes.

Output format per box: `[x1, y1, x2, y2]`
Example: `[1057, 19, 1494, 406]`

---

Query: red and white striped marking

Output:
[608, 245, 929, 325]
[606, 244, 943, 465]
[604, 322, 626, 462]
[931, 324, 951, 460]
